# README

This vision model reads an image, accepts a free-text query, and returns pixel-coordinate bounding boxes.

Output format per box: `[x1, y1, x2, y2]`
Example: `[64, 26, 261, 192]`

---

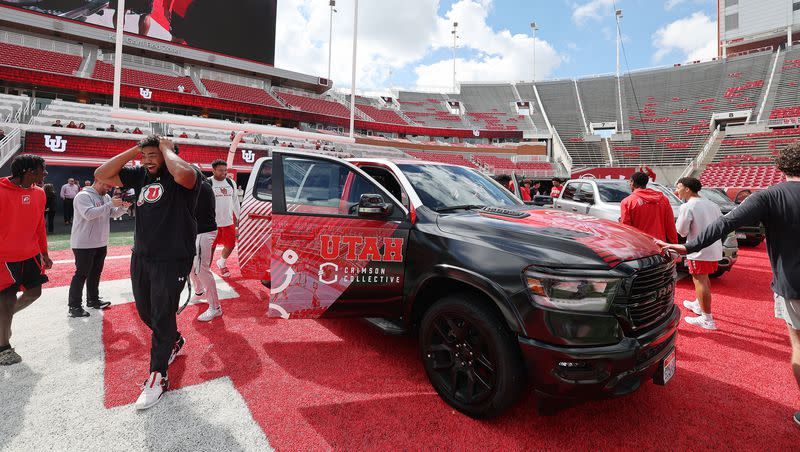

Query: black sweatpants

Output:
[131, 254, 192, 376]
[63, 198, 74, 223]
[68, 247, 107, 309]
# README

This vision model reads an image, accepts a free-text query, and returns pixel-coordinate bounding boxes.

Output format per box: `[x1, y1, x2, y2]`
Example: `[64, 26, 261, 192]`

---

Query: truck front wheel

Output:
[419, 294, 525, 418]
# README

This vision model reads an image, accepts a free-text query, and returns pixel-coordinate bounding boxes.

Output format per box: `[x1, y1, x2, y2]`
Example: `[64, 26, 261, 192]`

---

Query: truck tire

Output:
[419, 294, 525, 418]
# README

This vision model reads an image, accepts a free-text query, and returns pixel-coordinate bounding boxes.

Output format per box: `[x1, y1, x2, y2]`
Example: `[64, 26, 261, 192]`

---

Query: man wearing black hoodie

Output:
[662, 143, 800, 428]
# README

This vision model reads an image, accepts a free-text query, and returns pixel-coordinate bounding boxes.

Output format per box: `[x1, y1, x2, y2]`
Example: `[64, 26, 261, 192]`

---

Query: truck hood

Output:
[436, 208, 662, 268]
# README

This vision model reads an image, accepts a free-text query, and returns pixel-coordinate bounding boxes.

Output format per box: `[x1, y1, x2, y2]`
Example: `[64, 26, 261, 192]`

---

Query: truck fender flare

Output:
[410, 264, 526, 335]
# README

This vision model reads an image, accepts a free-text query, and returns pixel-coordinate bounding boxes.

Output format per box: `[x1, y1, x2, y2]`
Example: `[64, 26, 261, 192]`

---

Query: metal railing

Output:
[679, 126, 720, 179]
[0, 128, 21, 167]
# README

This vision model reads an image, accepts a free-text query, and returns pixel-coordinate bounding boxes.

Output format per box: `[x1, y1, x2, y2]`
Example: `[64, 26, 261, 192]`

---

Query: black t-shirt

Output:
[120, 165, 200, 260]
[196, 179, 217, 234]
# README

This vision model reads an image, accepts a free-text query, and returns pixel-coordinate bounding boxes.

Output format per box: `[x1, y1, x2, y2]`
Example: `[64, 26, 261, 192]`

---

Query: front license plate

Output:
[661, 350, 676, 385]
[735, 233, 747, 239]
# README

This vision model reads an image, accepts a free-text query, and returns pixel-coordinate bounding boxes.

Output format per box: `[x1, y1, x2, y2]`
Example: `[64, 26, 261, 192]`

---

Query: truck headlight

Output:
[524, 270, 620, 312]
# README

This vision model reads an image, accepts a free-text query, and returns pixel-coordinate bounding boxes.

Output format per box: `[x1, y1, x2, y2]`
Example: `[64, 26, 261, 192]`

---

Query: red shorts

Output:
[687, 260, 718, 275]
[214, 225, 236, 249]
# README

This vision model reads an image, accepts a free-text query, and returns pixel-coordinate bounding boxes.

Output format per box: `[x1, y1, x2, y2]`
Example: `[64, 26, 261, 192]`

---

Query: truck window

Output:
[561, 183, 579, 201]
[254, 159, 272, 201]
[360, 166, 407, 208]
[577, 184, 595, 203]
[282, 157, 395, 217]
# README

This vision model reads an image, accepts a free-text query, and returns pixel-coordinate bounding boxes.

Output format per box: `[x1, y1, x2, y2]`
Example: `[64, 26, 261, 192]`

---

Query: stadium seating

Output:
[0, 42, 82, 75]
[452, 84, 523, 131]
[769, 46, 800, 119]
[355, 103, 410, 125]
[700, 162, 785, 188]
[273, 90, 353, 118]
[405, 151, 478, 168]
[396, 92, 469, 128]
[202, 79, 283, 107]
[92, 61, 197, 93]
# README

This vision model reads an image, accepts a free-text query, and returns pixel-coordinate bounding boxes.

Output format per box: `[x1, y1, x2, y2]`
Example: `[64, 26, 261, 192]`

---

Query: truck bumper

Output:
[518, 305, 680, 399]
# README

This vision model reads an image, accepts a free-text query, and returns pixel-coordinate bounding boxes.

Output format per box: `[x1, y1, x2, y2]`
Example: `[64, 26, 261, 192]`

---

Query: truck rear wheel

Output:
[419, 294, 524, 418]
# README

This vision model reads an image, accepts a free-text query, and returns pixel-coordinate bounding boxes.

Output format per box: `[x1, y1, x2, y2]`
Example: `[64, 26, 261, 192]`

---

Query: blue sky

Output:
[275, 0, 719, 93]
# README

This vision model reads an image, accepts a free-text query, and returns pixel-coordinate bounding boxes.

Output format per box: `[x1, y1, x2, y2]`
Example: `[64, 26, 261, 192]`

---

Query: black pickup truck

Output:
[238, 151, 679, 417]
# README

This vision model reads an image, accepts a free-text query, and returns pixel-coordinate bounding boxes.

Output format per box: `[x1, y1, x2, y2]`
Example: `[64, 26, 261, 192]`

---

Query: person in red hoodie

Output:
[0, 154, 53, 366]
[620, 172, 678, 243]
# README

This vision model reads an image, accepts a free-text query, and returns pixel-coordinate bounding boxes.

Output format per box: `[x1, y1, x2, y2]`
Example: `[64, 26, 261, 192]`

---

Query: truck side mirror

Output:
[357, 194, 393, 218]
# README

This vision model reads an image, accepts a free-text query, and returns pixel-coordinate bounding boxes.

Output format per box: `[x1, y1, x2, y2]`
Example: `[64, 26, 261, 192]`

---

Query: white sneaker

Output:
[217, 258, 230, 277]
[685, 315, 717, 330]
[190, 290, 207, 303]
[135, 372, 168, 410]
[197, 306, 222, 322]
[683, 300, 702, 316]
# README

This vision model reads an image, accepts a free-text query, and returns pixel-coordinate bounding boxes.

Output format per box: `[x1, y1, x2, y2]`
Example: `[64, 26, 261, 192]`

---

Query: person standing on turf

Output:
[674, 177, 723, 331]
[0, 155, 53, 365]
[190, 171, 221, 322]
[67, 179, 130, 318]
[60, 178, 79, 225]
[621, 172, 679, 244]
[209, 160, 240, 277]
[95, 135, 200, 410]
[660, 143, 800, 428]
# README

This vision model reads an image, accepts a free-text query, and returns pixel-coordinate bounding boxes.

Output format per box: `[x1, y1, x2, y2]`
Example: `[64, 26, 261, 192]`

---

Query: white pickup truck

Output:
[552, 178, 738, 277]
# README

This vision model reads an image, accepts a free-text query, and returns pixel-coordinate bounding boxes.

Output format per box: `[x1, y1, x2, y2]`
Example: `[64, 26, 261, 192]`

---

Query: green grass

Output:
[48, 231, 135, 252]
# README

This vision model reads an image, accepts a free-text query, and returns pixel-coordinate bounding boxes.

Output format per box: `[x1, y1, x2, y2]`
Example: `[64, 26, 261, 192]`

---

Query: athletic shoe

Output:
[190, 290, 207, 303]
[68, 307, 90, 318]
[217, 258, 231, 277]
[168, 335, 186, 366]
[685, 315, 717, 330]
[135, 372, 168, 410]
[0, 348, 22, 366]
[86, 298, 112, 309]
[794, 411, 800, 427]
[682, 300, 702, 316]
[197, 306, 222, 322]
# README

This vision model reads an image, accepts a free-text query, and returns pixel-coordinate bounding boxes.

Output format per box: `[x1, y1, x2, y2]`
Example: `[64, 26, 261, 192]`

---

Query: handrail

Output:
[680, 126, 720, 179]
[0, 128, 21, 167]
[757, 47, 781, 123]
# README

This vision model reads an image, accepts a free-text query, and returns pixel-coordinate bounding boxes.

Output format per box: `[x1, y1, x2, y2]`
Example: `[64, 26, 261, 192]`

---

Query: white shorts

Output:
[774, 293, 800, 330]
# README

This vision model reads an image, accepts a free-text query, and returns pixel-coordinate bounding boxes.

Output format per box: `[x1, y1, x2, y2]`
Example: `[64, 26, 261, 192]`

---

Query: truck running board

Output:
[364, 317, 408, 336]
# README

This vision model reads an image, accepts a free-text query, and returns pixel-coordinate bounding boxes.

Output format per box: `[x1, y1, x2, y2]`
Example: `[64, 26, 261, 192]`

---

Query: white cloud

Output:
[274, 0, 439, 92]
[572, 0, 616, 26]
[664, 0, 687, 10]
[414, 0, 563, 89]
[274, 0, 564, 93]
[652, 12, 717, 63]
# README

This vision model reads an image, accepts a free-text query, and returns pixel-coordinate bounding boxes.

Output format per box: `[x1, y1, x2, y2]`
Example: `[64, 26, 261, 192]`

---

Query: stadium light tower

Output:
[452, 22, 459, 93]
[349, 0, 359, 138]
[615, 8, 624, 132]
[112, 0, 126, 109]
[328, 0, 337, 81]
[530, 21, 538, 82]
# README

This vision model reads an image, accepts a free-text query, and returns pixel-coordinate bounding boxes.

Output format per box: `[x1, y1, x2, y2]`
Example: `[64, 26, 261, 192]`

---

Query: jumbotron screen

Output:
[1, 0, 277, 65]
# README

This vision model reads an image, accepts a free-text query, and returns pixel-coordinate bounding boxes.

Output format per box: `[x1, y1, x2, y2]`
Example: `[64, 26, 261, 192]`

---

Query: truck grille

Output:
[614, 257, 676, 333]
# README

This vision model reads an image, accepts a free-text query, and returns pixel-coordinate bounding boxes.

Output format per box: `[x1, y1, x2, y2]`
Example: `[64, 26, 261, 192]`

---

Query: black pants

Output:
[131, 254, 191, 376]
[46, 211, 55, 234]
[68, 247, 107, 309]
[63, 198, 74, 223]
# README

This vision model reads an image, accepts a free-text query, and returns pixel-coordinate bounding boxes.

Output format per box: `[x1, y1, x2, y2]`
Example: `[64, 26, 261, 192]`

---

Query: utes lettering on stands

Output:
[139, 88, 153, 99]
[43, 135, 67, 153]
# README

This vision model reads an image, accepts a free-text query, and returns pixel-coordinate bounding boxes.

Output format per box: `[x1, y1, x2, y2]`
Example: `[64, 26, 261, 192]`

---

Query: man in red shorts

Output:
[0, 155, 53, 365]
[675, 177, 723, 330]
[210, 160, 240, 277]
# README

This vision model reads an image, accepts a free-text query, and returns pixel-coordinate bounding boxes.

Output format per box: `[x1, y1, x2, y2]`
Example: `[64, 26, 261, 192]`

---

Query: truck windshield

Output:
[397, 164, 523, 211]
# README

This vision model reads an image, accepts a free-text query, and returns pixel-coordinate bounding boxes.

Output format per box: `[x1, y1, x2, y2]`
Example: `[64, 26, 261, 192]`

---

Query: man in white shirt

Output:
[210, 160, 240, 277]
[60, 178, 80, 225]
[675, 177, 723, 330]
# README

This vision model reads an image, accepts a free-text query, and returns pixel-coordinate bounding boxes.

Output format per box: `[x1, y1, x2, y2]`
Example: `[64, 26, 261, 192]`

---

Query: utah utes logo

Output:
[138, 184, 164, 205]
[44, 135, 67, 153]
[21, 195, 30, 205]
[241, 149, 255, 163]
[472, 129, 481, 137]
[139, 88, 153, 99]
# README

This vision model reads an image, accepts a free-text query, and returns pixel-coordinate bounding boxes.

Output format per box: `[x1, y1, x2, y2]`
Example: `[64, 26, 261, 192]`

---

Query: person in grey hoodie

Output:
[68, 180, 130, 317]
